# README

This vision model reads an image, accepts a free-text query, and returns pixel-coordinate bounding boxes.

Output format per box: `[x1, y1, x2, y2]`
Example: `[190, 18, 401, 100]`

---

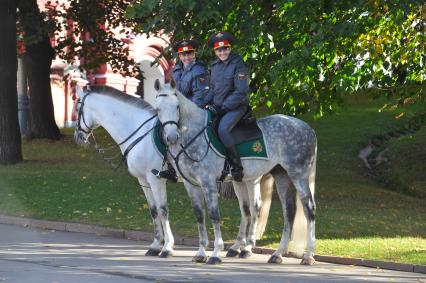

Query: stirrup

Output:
[151, 169, 178, 182]
[231, 168, 244, 182]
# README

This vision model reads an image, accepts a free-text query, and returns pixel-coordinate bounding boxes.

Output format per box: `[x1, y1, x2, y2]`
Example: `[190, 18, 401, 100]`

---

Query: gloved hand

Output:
[216, 106, 227, 116]
[205, 104, 224, 116]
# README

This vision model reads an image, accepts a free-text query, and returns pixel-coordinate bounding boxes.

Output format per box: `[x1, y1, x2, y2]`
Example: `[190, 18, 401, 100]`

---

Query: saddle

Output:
[211, 107, 263, 144]
[152, 108, 268, 160]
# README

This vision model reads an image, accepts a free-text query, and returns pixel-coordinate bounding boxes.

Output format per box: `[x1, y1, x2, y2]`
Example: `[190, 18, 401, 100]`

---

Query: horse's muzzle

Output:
[166, 133, 179, 145]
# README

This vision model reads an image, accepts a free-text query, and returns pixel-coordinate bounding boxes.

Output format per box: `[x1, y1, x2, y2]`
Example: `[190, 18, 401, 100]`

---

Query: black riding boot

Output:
[152, 162, 178, 182]
[225, 145, 244, 182]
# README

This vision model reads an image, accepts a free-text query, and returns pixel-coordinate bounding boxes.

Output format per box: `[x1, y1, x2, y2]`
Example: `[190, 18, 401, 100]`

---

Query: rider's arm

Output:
[191, 64, 210, 108]
[222, 59, 249, 111]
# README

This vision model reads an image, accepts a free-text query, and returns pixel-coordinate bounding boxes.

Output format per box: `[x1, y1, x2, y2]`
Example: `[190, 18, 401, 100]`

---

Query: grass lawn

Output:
[374, 125, 426, 198]
[0, 95, 425, 265]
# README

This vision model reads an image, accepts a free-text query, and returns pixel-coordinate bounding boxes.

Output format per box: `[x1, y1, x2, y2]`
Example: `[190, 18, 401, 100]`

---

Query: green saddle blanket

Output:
[152, 112, 268, 159]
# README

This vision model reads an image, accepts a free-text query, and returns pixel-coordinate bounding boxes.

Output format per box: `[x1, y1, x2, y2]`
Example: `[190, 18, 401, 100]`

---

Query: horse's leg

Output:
[138, 179, 163, 256]
[201, 179, 224, 264]
[146, 175, 175, 258]
[226, 181, 250, 257]
[183, 182, 209, 263]
[240, 179, 262, 258]
[292, 177, 316, 265]
[267, 168, 295, 264]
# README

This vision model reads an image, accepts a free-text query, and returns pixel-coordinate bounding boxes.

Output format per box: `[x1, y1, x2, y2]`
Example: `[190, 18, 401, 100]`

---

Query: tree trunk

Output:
[18, 0, 61, 140]
[0, 0, 23, 164]
[25, 41, 62, 140]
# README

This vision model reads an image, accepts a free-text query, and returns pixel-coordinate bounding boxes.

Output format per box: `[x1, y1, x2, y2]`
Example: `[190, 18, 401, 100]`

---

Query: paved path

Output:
[0, 223, 425, 283]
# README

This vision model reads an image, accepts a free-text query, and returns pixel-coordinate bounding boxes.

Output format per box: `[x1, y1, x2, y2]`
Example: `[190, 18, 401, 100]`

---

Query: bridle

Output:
[156, 93, 213, 186]
[156, 93, 180, 129]
[76, 93, 93, 139]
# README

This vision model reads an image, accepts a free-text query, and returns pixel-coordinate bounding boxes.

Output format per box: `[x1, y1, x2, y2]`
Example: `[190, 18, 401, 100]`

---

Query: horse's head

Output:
[153, 79, 181, 145]
[74, 86, 99, 145]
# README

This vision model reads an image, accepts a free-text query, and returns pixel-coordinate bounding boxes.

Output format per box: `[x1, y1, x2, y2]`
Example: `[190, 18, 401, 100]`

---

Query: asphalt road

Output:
[0, 223, 425, 283]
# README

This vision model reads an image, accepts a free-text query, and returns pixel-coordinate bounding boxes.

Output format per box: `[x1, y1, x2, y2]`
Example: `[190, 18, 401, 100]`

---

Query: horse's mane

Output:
[89, 85, 155, 114]
[174, 89, 203, 118]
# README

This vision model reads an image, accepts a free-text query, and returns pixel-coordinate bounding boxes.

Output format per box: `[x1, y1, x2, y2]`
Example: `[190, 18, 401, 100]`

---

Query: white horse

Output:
[73, 85, 175, 257]
[154, 80, 317, 265]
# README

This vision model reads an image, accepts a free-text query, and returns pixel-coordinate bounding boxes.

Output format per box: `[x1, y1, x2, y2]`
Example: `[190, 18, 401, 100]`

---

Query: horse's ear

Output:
[154, 79, 161, 91]
[76, 86, 85, 99]
[170, 77, 176, 89]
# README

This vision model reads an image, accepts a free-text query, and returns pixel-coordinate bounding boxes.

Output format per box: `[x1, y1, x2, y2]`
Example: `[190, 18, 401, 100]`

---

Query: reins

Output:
[76, 90, 158, 171]
[160, 111, 213, 187]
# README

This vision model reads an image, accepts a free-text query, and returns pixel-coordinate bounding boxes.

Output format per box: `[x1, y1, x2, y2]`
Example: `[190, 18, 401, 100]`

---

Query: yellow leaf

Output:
[395, 112, 405, 119]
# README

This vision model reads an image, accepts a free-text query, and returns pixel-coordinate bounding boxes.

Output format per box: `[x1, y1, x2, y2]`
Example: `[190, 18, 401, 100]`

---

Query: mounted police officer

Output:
[153, 39, 209, 181]
[171, 39, 209, 107]
[204, 31, 250, 182]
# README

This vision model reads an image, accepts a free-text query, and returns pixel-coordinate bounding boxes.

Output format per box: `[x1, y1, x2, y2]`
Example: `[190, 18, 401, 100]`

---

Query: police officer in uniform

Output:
[204, 32, 250, 182]
[153, 39, 209, 181]
[171, 39, 209, 107]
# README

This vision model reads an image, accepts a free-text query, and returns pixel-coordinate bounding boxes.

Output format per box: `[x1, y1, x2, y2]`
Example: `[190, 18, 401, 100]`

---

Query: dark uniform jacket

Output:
[172, 60, 209, 108]
[204, 53, 249, 111]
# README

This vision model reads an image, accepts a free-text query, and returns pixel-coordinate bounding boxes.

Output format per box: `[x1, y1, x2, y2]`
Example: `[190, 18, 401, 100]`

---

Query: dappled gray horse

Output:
[73, 86, 175, 257]
[154, 80, 317, 265]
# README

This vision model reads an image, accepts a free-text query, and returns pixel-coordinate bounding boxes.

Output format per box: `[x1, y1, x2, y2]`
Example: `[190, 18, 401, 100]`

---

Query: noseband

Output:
[156, 93, 181, 129]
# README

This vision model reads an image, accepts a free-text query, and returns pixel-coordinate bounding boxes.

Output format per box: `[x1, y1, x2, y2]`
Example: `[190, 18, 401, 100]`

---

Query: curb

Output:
[0, 214, 424, 274]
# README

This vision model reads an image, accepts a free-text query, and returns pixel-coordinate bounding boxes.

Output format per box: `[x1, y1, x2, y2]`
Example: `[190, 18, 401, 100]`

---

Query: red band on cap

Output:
[214, 40, 230, 49]
[178, 45, 195, 53]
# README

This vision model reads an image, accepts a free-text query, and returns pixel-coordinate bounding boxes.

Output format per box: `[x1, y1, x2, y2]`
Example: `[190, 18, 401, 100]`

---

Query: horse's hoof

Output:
[159, 250, 174, 258]
[267, 255, 283, 264]
[300, 256, 316, 265]
[145, 248, 161, 256]
[192, 255, 208, 263]
[226, 249, 240, 257]
[206, 257, 222, 265]
[239, 250, 252, 258]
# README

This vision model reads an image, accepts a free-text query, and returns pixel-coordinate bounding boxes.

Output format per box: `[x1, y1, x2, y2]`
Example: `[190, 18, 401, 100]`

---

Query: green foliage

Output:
[17, 0, 56, 47]
[15, 0, 426, 116]
[17, 0, 139, 75]
[127, 0, 425, 116]
[53, 0, 138, 75]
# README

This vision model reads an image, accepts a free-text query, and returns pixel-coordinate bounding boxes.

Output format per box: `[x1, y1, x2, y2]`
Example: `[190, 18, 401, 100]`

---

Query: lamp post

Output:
[17, 55, 29, 137]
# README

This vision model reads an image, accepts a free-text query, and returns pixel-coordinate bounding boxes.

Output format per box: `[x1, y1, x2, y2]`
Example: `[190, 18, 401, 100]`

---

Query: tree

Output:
[18, 0, 61, 140]
[0, 0, 22, 164]
[15, 0, 137, 140]
[54, 0, 137, 75]
[126, 0, 425, 117]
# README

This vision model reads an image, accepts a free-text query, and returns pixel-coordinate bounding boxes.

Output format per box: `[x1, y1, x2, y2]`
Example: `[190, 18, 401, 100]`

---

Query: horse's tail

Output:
[287, 192, 307, 257]
[256, 173, 274, 240]
[308, 145, 317, 199]
[289, 145, 317, 257]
